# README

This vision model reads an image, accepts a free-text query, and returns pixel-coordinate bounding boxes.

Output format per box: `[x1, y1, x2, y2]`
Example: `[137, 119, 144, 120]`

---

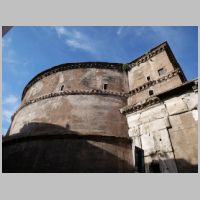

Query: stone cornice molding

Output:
[121, 79, 198, 115]
[12, 89, 128, 121]
[128, 42, 167, 68]
[128, 69, 181, 97]
[192, 79, 198, 93]
[120, 96, 160, 114]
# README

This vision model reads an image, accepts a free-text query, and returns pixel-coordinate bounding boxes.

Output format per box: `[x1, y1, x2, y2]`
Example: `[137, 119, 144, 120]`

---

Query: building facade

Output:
[2, 41, 198, 173]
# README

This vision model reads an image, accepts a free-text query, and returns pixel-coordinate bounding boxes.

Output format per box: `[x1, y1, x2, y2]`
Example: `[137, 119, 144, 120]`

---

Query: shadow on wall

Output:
[2, 122, 134, 173]
[174, 159, 198, 173]
[2, 122, 197, 173]
[146, 159, 198, 173]
[134, 147, 198, 173]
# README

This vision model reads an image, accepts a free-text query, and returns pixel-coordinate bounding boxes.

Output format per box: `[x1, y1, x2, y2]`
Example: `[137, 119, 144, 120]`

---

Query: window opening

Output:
[158, 68, 165, 76]
[60, 85, 64, 91]
[103, 83, 108, 90]
[149, 90, 154, 96]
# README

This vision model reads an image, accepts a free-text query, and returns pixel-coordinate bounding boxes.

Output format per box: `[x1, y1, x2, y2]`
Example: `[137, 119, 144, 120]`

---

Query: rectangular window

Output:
[149, 90, 154, 96]
[158, 68, 165, 76]
[103, 83, 108, 90]
[60, 85, 64, 91]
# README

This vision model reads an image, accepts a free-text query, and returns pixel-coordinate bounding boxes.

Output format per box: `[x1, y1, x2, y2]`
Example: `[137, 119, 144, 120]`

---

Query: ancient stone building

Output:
[2, 41, 198, 173]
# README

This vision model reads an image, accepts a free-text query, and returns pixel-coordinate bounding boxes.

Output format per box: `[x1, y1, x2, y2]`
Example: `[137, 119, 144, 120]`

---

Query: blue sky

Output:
[2, 26, 198, 135]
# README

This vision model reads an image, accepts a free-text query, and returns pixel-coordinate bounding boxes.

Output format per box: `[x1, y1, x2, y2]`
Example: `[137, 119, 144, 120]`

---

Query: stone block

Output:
[158, 152, 178, 173]
[144, 152, 178, 173]
[192, 109, 198, 121]
[126, 113, 141, 128]
[149, 117, 171, 131]
[132, 136, 142, 148]
[140, 117, 170, 134]
[152, 129, 173, 153]
[139, 104, 168, 124]
[141, 134, 156, 156]
[144, 156, 153, 173]
[169, 111, 197, 130]
[168, 111, 198, 172]
[165, 97, 188, 115]
[128, 126, 140, 137]
[182, 92, 198, 111]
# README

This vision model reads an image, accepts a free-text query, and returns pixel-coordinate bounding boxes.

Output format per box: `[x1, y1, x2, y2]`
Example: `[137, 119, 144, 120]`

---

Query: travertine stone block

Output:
[182, 92, 198, 111]
[126, 113, 141, 128]
[165, 97, 188, 115]
[132, 136, 142, 148]
[139, 104, 168, 124]
[141, 134, 156, 156]
[128, 126, 140, 137]
[169, 111, 197, 131]
[192, 109, 198, 121]
[158, 152, 178, 173]
[152, 129, 173, 153]
[149, 117, 170, 131]
[140, 117, 170, 135]
[144, 152, 177, 173]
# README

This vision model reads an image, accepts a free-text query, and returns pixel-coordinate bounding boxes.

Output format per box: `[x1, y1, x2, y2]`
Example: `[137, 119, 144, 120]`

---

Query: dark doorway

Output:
[135, 146, 145, 172]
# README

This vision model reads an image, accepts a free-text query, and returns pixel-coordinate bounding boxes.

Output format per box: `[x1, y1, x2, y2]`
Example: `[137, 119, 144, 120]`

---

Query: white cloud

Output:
[2, 127, 8, 136]
[2, 95, 19, 134]
[2, 109, 14, 123]
[3, 95, 19, 125]
[117, 26, 124, 36]
[65, 39, 95, 53]
[4, 94, 18, 105]
[54, 26, 97, 55]
[131, 26, 184, 44]
[55, 26, 67, 37]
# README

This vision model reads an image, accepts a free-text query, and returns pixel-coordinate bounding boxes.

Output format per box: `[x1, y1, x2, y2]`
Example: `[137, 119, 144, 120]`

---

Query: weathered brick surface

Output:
[10, 95, 128, 138]
[23, 68, 128, 103]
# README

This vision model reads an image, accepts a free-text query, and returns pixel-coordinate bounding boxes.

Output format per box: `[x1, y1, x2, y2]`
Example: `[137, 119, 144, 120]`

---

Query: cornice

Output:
[128, 42, 167, 68]
[21, 62, 124, 101]
[12, 89, 128, 122]
[120, 96, 161, 114]
[121, 79, 198, 115]
[128, 69, 181, 97]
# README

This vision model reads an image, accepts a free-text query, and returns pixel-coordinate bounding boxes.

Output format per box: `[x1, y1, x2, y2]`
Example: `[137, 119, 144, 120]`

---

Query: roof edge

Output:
[21, 61, 123, 101]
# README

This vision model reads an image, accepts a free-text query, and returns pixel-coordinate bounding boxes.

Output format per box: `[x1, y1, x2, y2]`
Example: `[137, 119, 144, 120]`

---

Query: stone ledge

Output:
[128, 69, 181, 96]
[12, 89, 128, 122]
[21, 62, 125, 101]
[128, 42, 166, 67]
[120, 96, 160, 114]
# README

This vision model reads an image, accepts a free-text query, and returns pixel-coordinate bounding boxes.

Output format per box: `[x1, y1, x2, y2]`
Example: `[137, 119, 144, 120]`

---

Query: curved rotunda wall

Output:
[22, 67, 128, 103]
[10, 95, 128, 137]
[10, 64, 129, 138]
